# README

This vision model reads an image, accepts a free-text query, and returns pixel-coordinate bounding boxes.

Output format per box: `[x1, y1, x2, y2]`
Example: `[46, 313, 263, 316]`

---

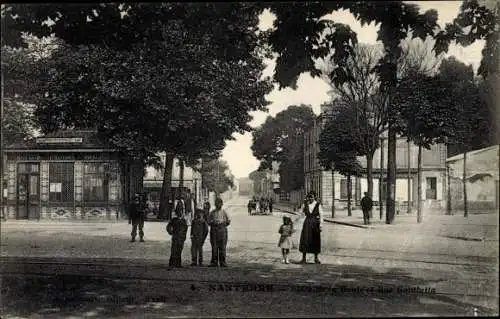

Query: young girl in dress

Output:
[278, 216, 295, 264]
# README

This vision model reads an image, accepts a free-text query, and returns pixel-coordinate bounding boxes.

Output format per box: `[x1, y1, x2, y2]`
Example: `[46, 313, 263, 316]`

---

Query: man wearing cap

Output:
[129, 193, 145, 242]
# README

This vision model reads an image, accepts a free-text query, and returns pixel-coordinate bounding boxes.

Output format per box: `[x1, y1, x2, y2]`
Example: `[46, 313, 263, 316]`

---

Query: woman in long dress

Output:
[299, 191, 323, 264]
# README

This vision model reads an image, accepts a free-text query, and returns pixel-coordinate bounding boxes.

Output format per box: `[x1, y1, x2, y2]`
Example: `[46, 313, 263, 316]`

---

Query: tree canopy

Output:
[318, 101, 365, 177]
[3, 3, 273, 163]
[251, 104, 315, 192]
[198, 158, 234, 195]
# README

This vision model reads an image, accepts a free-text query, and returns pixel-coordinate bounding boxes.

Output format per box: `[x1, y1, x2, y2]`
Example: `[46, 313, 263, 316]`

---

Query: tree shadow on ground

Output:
[1, 257, 497, 318]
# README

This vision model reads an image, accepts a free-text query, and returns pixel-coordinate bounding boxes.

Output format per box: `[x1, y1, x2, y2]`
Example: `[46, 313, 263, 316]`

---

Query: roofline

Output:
[446, 145, 499, 162]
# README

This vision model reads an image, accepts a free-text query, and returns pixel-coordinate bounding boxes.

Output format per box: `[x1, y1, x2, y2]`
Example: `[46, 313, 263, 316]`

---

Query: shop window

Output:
[49, 163, 74, 202]
[84, 163, 108, 201]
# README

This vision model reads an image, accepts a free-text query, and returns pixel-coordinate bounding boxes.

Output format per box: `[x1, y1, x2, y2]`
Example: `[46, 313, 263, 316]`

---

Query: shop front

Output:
[3, 130, 141, 220]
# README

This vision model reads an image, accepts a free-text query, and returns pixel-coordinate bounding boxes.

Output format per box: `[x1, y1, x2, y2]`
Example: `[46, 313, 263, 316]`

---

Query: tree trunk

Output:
[386, 125, 396, 224]
[366, 152, 374, 219]
[407, 140, 412, 214]
[347, 174, 352, 217]
[446, 165, 452, 215]
[463, 151, 468, 218]
[179, 158, 185, 191]
[379, 137, 384, 220]
[331, 170, 335, 218]
[158, 152, 175, 220]
[366, 153, 374, 197]
[417, 145, 423, 223]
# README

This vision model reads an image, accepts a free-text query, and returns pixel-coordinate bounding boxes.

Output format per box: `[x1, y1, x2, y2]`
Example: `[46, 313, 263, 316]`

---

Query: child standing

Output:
[191, 209, 209, 266]
[166, 210, 188, 268]
[278, 216, 295, 264]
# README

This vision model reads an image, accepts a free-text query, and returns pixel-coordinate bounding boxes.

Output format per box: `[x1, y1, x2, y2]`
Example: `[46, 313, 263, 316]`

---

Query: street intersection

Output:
[0, 196, 498, 317]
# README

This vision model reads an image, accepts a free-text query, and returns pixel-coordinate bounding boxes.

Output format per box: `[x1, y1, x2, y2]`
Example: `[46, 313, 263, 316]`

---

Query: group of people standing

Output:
[247, 196, 273, 214]
[128, 189, 334, 267]
[128, 189, 230, 268]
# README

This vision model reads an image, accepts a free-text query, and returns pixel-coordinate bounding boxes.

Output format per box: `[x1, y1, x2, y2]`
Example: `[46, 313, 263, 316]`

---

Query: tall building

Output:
[304, 104, 448, 211]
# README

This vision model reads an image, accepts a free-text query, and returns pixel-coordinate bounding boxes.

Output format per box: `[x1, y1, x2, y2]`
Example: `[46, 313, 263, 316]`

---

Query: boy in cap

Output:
[190, 208, 209, 266]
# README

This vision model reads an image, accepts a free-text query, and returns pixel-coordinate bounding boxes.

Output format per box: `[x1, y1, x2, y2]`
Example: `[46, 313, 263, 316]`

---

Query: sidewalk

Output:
[274, 202, 498, 242]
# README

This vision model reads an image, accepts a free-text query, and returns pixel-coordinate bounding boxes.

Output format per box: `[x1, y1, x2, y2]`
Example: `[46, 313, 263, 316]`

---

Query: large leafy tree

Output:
[198, 158, 234, 196]
[393, 72, 458, 222]
[248, 169, 268, 196]
[4, 3, 273, 219]
[318, 101, 365, 218]
[437, 57, 491, 217]
[251, 105, 315, 192]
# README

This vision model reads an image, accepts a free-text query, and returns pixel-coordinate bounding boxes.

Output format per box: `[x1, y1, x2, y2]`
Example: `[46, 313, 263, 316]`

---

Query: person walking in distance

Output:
[299, 191, 323, 264]
[166, 208, 188, 268]
[207, 198, 231, 267]
[129, 194, 145, 242]
[268, 197, 274, 214]
[360, 192, 373, 225]
[190, 209, 209, 266]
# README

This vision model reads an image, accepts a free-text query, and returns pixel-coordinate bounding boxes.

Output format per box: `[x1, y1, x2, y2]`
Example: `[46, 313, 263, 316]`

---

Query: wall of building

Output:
[303, 109, 448, 211]
[447, 146, 499, 210]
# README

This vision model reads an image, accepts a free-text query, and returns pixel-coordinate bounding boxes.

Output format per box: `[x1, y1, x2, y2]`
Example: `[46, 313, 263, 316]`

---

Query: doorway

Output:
[17, 163, 40, 219]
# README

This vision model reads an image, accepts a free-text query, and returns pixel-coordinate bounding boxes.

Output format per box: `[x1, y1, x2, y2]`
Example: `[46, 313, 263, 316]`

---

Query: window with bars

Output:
[83, 163, 108, 202]
[49, 163, 74, 202]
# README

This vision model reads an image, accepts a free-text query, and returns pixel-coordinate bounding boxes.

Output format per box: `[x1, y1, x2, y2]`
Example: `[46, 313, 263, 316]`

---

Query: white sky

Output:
[223, 1, 486, 179]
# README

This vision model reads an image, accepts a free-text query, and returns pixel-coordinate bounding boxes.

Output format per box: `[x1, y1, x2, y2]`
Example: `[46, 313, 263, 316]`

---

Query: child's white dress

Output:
[278, 224, 295, 249]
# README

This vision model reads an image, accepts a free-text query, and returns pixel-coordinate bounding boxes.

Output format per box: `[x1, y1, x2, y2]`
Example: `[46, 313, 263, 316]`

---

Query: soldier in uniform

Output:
[129, 193, 145, 242]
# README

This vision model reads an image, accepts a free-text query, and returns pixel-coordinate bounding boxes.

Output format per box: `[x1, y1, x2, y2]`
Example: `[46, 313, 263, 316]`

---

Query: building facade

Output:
[3, 130, 142, 220]
[304, 108, 448, 211]
[446, 145, 499, 210]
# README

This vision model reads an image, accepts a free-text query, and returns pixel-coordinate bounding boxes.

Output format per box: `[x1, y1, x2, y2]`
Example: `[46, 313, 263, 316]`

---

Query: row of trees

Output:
[251, 1, 498, 223]
[3, 2, 497, 222]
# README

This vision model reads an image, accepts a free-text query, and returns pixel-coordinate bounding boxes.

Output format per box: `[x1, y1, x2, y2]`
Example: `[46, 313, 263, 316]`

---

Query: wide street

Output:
[1, 195, 498, 318]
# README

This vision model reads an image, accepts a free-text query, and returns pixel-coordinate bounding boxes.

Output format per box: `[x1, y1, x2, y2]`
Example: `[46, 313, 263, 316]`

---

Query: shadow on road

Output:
[2, 257, 497, 318]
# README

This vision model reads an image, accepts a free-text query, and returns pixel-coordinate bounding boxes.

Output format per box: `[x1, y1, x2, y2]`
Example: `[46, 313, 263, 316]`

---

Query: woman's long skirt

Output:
[299, 216, 321, 254]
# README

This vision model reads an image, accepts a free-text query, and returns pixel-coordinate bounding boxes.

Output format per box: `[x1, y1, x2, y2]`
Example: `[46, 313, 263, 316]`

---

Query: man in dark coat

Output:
[129, 194, 145, 242]
[299, 191, 323, 264]
[360, 192, 373, 225]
